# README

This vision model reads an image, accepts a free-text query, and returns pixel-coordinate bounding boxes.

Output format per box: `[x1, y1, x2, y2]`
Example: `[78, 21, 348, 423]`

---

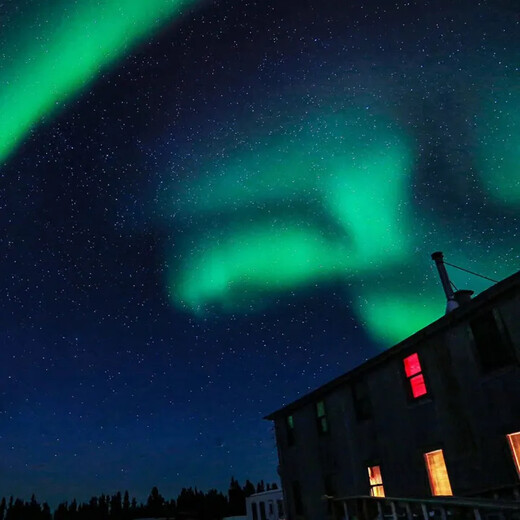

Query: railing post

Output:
[377, 501, 384, 520]
[421, 503, 429, 520]
[405, 503, 413, 520]
[390, 501, 398, 520]
[473, 508, 482, 520]
[343, 500, 349, 520]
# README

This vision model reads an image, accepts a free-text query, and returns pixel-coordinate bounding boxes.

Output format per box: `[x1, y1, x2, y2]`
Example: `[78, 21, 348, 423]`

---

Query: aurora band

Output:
[0, 0, 200, 163]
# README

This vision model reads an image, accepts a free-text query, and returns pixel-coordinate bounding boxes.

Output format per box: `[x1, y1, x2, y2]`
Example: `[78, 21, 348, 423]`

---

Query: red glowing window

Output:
[403, 353, 428, 398]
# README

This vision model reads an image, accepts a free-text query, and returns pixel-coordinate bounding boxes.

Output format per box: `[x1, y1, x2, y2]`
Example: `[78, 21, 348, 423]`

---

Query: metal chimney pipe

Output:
[431, 251, 459, 313]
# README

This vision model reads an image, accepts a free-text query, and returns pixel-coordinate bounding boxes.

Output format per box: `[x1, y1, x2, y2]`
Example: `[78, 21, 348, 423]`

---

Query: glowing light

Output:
[424, 450, 453, 496]
[507, 432, 520, 478]
[167, 110, 421, 321]
[368, 466, 385, 497]
[0, 0, 199, 163]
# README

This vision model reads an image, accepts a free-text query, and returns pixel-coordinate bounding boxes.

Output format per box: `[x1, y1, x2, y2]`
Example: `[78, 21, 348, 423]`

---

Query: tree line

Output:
[0, 478, 279, 520]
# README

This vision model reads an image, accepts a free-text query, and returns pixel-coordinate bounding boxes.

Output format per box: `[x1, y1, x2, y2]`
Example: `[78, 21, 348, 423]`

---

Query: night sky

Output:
[1, 0, 519, 507]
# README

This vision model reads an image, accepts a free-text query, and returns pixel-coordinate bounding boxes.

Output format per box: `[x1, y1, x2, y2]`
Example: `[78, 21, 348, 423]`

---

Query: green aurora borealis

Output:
[0, 0, 199, 164]
[165, 95, 519, 344]
[2, 1, 518, 347]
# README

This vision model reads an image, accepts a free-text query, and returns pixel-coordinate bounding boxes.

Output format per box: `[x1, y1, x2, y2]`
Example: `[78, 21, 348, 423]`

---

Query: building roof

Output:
[265, 269, 520, 421]
[247, 489, 283, 498]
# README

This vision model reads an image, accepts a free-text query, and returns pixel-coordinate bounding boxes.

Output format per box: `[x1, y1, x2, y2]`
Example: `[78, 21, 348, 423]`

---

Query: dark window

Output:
[269, 502, 274, 515]
[316, 400, 329, 435]
[286, 415, 295, 446]
[277, 500, 284, 519]
[292, 481, 304, 516]
[352, 380, 372, 421]
[259, 502, 267, 520]
[470, 310, 515, 372]
[403, 353, 428, 399]
[252, 502, 258, 520]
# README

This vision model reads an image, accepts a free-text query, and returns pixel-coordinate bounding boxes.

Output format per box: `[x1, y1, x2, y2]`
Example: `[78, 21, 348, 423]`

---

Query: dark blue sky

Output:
[1, 0, 519, 508]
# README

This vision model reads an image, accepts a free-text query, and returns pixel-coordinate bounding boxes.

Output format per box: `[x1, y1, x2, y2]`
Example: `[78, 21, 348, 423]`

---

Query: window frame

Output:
[286, 414, 295, 446]
[259, 501, 267, 520]
[316, 399, 330, 436]
[352, 379, 373, 422]
[423, 448, 453, 496]
[292, 481, 304, 517]
[469, 308, 516, 374]
[402, 352, 429, 401]
[367, 464, 385, 497]
[506, 431, 520, 479]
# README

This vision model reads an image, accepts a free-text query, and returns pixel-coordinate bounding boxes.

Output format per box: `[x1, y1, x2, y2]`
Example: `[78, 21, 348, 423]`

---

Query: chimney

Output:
[431, 251, 459, 313]
[454, 289, 474, 306]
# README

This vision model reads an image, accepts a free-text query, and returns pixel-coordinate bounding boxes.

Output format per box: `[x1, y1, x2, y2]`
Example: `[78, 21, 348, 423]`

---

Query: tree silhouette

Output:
[243, 480, 256, 498]
[0, 474, 280, 520]
[228, 477, 246, 516]
[146, 486, 165, 518]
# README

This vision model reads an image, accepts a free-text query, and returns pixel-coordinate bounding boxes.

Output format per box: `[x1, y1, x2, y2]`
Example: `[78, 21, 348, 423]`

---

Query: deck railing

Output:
[331, 495, 520, 520]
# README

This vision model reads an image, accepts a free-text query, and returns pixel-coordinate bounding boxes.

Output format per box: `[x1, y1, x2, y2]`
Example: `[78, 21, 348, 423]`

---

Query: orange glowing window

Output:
[424, 449, 453, 496]
[368, 465, 385, 497]
[507, 432, 520, 478]
[403, 353, 428, 398]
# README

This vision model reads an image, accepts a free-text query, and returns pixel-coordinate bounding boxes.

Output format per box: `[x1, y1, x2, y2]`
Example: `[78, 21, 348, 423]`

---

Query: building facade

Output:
[246, 489, 284, 520]
[266, 271, 520, 520]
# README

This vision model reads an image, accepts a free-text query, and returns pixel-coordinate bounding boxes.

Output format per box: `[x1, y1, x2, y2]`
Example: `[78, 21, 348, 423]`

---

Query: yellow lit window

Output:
[507, 432, 520, 478]
[368, 465, 385, 497]
[424, 449, 453, 496]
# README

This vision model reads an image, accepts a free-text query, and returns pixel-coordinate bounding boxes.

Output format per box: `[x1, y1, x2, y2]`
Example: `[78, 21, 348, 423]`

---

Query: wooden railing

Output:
[331, 495, 520, 520]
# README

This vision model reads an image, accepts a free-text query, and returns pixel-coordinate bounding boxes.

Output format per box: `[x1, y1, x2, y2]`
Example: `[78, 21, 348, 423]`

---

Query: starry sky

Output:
[1, 0, 519, 507]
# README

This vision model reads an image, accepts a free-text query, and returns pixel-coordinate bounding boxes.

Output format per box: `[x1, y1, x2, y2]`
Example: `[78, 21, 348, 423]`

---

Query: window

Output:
[292, 481, 304, 516]
[424, 449, 453, 496]
[286, 415, 295, 446]
[259, 502, 267, 520]
[368, 465, 385, 497]
[352, 380, 372, 421]
[316, 400, 329, 435]
[507, 432, 520, 478]
[268, 502, 274, 516]
[403, 353, 428, 399]
[277, 500, 284, 519]
[470, 310, 514, 373]
[251, 502, 258, 520]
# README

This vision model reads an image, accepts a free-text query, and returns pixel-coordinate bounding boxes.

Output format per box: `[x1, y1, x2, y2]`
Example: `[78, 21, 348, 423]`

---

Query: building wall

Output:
[274, 285, 520, 520]
[246, 489, 284, 520]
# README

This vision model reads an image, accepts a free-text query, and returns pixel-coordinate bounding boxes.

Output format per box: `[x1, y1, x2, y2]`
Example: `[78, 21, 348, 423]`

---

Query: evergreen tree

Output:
[146, 486, 165, 518]
[42, 503, 52, 520]
[68, 499, 78, 519]
[53, 502, 68, 520]
[243, 480, 256, 498]
[0, 498, 6, 520]
[5, 497, 13, 520]
[228, 477, 246, 516]
[122, 491, 130, 519]
[111, 492, 122, 520]
[98, 495, 109, 520]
